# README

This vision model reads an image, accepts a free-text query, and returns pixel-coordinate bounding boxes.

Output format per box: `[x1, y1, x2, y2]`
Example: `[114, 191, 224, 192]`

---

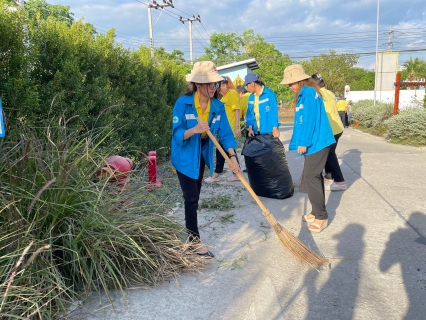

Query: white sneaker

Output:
[326, 182, 347, 191]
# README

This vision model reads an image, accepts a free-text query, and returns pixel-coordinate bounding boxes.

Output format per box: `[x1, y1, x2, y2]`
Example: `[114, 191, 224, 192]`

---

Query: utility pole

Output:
[179, 15, 201, 64]
[387, 25, 394, 50]
[147, 0, 174, 58]
[382, 25, 400, 51]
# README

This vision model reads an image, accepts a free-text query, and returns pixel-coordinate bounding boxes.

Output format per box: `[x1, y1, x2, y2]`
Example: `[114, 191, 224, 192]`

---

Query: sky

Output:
[46, 0, 426, 70]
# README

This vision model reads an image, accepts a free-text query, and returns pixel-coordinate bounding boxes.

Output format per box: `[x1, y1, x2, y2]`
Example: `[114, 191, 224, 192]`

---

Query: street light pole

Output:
[373, 0, 380, 105]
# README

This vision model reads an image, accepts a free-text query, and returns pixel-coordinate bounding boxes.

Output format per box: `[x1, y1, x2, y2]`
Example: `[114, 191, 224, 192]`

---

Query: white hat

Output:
[186, 61, 224, 83]
[280, 64, 311, 85]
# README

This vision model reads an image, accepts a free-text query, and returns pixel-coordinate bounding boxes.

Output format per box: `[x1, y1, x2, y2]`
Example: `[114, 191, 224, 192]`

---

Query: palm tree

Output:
[403, 57, 426, 80]
[402, 57, 426, 89]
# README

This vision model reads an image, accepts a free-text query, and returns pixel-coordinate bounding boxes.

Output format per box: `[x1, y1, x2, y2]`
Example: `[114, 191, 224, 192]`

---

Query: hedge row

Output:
[384, 109, 426, 145]
[351, 100, 394, 128]
[351, 99, 426, 145]
[1, 3, 191, 157]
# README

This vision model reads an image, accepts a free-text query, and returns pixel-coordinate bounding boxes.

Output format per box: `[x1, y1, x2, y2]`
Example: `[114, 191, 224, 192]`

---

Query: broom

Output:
[205, 130, 328, 268]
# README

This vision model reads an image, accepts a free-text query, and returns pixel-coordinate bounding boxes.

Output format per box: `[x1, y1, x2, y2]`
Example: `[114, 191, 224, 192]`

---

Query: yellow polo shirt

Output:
[337, 99, 348, 112]
[220, 89, 240, 136]
[254, 86, 265, 131]
[320, 88, 344, 135]
[240, 92, 250, 119]
[194, 91, 210, 138]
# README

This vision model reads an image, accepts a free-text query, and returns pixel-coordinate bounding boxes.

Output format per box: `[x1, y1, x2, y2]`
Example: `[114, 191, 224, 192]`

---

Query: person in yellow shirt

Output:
[312, 73, 347, 191]
[205, 76, 241, 183]
[336, 96, 349, 128]
[236, 85, 250, 121]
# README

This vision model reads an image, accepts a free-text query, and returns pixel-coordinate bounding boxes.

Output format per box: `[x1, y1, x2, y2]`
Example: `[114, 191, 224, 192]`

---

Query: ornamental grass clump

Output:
[384, 108, 426, 146]
[351, 100, 393, 128]
[0, 114, 206, 319]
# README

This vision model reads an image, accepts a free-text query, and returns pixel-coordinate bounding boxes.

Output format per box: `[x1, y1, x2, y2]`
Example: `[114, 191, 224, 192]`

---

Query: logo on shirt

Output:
[173, 116, 179, 123]
[265, 106, 270, 112]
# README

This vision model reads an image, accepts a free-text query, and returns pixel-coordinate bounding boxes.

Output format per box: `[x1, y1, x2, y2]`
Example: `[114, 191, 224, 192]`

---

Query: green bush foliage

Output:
[0, 2, 189, 158]
[351, 100, 394, 128]
[384, 109, 426, 145]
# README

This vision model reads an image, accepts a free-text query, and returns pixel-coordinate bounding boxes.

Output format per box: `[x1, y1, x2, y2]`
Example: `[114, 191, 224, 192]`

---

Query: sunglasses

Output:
[244, 82, 253, 91]
[206, 83, 220, 89]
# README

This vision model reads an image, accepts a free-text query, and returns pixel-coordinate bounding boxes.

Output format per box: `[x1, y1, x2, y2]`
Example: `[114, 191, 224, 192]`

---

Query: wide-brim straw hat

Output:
[280, 64, 311, 85]
[186, 61, 224, 83]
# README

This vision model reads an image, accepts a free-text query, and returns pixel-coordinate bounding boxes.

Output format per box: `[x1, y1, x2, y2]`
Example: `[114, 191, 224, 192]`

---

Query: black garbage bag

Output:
[242, 134, 294, 199]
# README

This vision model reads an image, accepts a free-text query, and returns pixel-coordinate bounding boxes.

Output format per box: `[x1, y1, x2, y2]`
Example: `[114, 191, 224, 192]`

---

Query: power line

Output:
[65, 6, 426, 63]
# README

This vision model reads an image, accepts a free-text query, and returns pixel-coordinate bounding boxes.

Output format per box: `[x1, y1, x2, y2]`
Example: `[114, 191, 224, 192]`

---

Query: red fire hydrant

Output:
[97, 156, 133, 189]
[147, 151, 162, 188]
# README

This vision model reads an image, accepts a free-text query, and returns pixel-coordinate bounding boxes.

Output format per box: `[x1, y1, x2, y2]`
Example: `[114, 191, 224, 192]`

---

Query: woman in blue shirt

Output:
[244, 73, 280, 138]
[281, 64, 335, 233]
[171, 61, 241, 257]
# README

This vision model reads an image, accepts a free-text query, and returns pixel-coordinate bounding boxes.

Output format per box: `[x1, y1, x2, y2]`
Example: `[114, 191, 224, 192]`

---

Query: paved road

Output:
[73, 125, 426, 320]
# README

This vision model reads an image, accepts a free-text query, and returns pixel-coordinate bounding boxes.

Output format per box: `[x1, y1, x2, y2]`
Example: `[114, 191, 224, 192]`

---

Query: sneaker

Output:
[326, 182, 347, 191]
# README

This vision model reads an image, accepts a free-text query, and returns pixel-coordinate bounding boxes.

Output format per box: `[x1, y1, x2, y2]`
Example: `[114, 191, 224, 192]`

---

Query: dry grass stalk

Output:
[2, 241, 34, 307]
[27, 177, 56, 214]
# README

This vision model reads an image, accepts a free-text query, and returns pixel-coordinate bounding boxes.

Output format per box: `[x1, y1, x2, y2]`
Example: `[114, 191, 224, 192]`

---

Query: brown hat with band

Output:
[186, 61, 223, 83]
[280, 64, 311, 85]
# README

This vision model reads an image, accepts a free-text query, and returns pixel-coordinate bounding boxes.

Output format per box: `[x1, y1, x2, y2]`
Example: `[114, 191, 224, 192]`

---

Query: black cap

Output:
[311, 73, 325, 88]
[236, 85, 247, 93]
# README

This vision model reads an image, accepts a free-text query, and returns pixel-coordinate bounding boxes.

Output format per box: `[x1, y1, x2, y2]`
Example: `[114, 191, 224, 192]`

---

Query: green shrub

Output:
[0, 115, 204, 319]
[1, 10, 187, 159]
[384, 108, 426, 146]
[351, 100, 393, 128]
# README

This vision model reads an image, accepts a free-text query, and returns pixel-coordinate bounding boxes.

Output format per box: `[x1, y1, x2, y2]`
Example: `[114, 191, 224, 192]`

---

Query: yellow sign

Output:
[233, 76, 244, 87]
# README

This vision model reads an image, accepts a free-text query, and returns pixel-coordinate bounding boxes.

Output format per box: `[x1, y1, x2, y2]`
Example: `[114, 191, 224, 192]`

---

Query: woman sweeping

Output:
[205, 76, 241, 183]
[280, 64, 335, 233]
[171, 61, 241, 257]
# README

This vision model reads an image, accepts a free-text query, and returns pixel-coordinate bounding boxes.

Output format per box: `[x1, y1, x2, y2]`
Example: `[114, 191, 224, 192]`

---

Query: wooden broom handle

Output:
[205, 130, 268, 213]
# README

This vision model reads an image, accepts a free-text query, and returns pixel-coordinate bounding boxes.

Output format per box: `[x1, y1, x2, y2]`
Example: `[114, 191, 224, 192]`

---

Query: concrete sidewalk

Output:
[73, 125, 426, 320]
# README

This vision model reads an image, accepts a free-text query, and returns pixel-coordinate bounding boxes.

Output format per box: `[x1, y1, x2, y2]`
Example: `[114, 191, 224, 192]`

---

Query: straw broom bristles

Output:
[273, 217, 328, 267]
[262, 207, 328, 267]
[204, 128, 328, 267]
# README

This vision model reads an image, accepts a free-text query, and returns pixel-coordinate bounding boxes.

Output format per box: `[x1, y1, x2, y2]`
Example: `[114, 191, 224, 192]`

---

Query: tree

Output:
[25, 0, 74, 26]
[401, 57, 426, 81]
[200, 32, 243, 63]
[347, 68, 375, 91]
[0, 0, 38, 126]
[301, 50, 359, 95]
[240, 29, 293, 106]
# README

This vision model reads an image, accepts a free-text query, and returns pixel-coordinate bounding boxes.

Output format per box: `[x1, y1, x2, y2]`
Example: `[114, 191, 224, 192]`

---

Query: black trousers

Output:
[304, 147, 330, 220]
[324, 132, 344, 182]
[215, 144, 239, 174]
[338, 111, 346, 128]
[176, 140, 207, 242]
